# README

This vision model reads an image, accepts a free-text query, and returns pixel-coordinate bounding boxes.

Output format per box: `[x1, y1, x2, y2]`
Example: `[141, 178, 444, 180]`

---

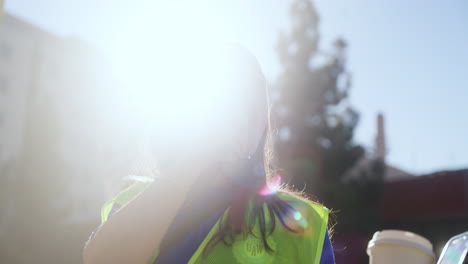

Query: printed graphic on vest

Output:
[232, 235, 276, 263]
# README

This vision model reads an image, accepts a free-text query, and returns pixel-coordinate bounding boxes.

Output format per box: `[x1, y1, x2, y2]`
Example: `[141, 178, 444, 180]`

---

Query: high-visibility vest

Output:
[101, 182, 329, 264]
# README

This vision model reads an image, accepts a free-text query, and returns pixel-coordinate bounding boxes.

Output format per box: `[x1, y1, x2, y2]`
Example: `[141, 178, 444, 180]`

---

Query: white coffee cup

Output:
[367, 230, 436, 264]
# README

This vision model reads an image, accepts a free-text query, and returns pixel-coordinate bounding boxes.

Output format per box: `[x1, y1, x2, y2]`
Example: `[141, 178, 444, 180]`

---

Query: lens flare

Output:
[293, 211, 302, 221]
[283, 209, 309, 230]
[295, 211, 309, 228]
[258, 175, 281, 196]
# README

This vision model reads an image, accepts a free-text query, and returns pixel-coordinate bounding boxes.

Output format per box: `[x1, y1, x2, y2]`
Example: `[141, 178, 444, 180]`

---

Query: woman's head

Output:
[156, 44, 270, 178]
[186, 44, 274, 191]
[206, 44, 269, 161]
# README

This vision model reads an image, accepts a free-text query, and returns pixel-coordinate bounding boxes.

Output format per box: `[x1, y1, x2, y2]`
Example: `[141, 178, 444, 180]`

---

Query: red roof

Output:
[379, 169, 468, 221]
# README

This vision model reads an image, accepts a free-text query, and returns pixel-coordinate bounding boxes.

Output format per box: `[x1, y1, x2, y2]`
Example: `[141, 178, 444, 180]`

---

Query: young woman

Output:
[83, 45, 335, 264]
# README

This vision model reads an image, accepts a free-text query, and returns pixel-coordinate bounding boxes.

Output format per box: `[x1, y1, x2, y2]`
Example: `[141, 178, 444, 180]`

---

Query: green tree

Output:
[273, 0, 362, 193]
[272, 0, 384, 235]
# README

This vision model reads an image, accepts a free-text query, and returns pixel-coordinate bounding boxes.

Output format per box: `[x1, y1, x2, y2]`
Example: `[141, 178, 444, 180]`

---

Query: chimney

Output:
[375, 113, 386, 160]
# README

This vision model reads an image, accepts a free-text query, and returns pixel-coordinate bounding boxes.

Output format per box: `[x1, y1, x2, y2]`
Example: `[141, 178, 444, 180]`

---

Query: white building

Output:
[0, 13, 117, 227]
[0, 14, 48, 164]
[344, 113, 414, 182]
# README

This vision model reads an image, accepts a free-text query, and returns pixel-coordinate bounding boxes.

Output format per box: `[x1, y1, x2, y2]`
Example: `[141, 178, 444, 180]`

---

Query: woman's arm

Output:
[82, 162, 208, 264]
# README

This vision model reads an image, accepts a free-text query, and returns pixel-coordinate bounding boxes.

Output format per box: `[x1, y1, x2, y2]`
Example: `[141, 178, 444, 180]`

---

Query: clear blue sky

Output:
[6, 0, 468, 174]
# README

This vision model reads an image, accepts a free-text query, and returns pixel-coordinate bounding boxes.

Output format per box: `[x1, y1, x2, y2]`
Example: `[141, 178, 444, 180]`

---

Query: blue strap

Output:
[154, 208, 224, 264]
[320, 231, 336, 264]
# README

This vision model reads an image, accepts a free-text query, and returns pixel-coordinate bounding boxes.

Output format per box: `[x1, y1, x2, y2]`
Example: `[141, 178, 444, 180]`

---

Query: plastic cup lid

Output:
[368, 230, 435, 258]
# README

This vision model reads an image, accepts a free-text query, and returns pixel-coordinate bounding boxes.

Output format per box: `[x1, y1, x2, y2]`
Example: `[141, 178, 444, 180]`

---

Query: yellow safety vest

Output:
[101, 182, 329, 264]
